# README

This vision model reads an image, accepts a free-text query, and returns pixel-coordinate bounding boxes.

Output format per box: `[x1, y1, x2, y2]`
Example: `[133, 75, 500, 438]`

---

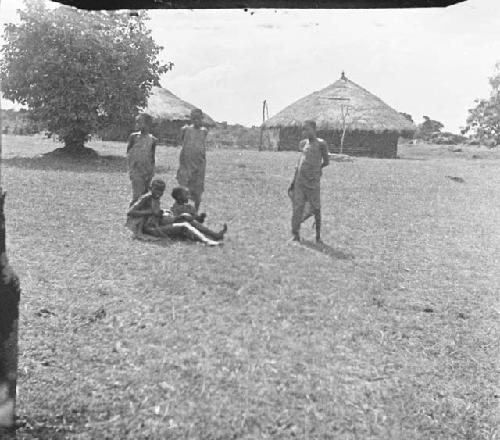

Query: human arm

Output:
[196, 213, 207, 223]
[126, 134, 135, 154]
[289, 170, 297, 193]
[151, 137, 157, 168]
[175, 213, 195, 222]
[320, 141, 330, 168]
[127, 198, 160, 218]
[289, 143, 304, 190]
[127, 207, 157, 218]
[178, 126, 187, 147]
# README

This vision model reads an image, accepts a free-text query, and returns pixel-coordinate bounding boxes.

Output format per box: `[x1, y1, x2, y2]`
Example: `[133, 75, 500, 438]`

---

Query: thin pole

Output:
[320, 96, 350, 155]
[259, 99, 267, 152]
[340, 105, 350, 155]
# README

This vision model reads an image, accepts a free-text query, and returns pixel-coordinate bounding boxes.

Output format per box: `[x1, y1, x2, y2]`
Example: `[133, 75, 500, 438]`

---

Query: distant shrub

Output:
[415, 116, 444, 141]
[430, 132, 466, 145]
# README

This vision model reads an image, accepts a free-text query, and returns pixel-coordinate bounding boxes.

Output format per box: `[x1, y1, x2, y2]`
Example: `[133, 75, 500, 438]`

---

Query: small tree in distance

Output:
[415, 116, 444, 141]
[0, 0, 172, 156]
[465, 62, 500, 147]
[399, 112, 415, 140]
[399, 112, 414, 124]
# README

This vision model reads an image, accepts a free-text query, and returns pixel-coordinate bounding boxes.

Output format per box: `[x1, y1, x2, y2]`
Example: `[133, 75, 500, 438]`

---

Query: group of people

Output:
[125, 109, 227, 246]
[125, 108, 330, 246]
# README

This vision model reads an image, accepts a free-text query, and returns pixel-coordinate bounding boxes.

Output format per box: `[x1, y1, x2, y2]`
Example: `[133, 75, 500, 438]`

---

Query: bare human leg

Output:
[189, 220, 227, 241]
[314, 210, 322, 243]
[291, 183, 306, 241]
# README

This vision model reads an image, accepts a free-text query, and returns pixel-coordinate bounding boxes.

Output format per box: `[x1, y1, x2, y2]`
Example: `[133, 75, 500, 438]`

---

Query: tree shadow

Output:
[3, 154, 170, 175]
[300, 239, 354, 260]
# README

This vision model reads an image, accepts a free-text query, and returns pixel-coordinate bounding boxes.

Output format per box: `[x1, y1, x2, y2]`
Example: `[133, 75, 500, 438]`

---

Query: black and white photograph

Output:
[0, 0, 498, 438]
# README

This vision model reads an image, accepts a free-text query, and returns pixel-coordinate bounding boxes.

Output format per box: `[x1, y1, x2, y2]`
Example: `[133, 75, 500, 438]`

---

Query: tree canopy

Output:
[415, 116, 444, 141]
[0, 1, 172, 155]
[465, 62, 500, 147]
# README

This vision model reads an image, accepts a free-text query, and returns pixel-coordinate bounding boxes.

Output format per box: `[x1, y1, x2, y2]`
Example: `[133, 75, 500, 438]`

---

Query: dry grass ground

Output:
[2, 134, 499, 439]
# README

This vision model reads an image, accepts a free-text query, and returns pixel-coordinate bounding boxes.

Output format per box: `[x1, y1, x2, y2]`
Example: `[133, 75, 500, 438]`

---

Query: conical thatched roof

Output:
[264, 73, 415, 134]
[144, 86, 216, 125]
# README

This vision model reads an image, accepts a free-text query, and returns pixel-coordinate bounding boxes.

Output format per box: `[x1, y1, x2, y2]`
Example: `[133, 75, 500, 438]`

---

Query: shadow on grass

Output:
[3, 154, 170, 175]
[300, 239, 354, 260]
[131, 235, 226, 249]
[14, 414, 82, 440]
[129, 234, 196, 248]
[398, 157, 427, 161]
[139, 237, 185, 247]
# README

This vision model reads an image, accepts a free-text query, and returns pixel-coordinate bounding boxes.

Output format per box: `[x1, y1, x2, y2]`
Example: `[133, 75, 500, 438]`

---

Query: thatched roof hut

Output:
[145, 86, 216, 145]
[98, 86, 216, 144]
[263, 72, 416, 157]
[145, 87, 215, 125]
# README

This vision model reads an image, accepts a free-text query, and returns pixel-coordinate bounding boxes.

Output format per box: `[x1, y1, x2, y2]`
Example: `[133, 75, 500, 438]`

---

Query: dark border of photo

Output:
[53, 0, 467, 11]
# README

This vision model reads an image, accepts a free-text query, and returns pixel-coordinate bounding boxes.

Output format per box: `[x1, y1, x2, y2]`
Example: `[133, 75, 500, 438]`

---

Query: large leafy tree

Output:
[465, 62, 500, 146]
[0, 1, 171, 156]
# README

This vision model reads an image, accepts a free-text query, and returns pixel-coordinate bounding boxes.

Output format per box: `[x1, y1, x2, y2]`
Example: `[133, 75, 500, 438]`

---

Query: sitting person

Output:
[126, 179, 226, 246]
[170, 186, 206, 223]
[169, 185, 227, 241]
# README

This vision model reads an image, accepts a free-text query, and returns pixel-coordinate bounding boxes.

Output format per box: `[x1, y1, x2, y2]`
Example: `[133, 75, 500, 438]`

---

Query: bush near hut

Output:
[207, 124, 261, 150]
[430, 131, 467, 145]
[415, 116, 444, 141]
[0, 109, 43, 135]
[399, 112, 416, 140]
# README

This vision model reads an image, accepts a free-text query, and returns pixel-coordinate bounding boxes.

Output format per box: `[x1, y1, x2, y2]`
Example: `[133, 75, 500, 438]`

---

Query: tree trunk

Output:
[51, 129, 97, 158]
[63, 129, 86, 153]
[0, 192, 20, 437]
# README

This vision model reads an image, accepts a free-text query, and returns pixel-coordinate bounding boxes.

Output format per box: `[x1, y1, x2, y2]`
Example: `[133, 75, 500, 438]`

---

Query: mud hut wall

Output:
[153, 120, 187, 146]
[276, 127, 398, 157]
[326, 131, 399, 158]
[264, 128, 280, 151]
[277, 127, 302, 151]
[98, 120, 185, 144]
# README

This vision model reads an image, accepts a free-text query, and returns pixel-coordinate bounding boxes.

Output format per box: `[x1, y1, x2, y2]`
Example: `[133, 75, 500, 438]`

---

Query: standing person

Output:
[127, 113, 158, 206]
[176, 108, 208, 213]
[290, 120, 330, 243]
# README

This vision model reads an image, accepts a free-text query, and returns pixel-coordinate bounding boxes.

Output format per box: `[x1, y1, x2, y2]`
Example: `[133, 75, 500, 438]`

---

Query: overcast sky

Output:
[1, 0, 499, 131]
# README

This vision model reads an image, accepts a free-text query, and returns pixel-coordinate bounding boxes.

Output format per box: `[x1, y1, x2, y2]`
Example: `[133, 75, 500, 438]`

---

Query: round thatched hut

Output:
[263, 73, 416, 158]
[98, 86, 216, 144]
[145, 86, 216, 145]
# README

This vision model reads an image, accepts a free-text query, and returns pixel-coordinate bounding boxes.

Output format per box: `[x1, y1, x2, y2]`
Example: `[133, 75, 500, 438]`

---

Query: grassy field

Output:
[2, 134, 499, 439]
